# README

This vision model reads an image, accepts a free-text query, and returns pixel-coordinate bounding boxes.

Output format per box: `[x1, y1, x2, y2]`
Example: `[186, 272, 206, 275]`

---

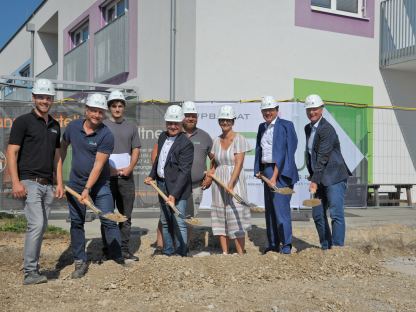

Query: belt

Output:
[262, 163, 275, 166]
[156, 176, 165, 182]
[29, 177, 52, 185]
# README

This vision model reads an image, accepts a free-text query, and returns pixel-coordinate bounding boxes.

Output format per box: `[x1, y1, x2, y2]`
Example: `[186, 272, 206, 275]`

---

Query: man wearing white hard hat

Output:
[304, 94, 351, 250]
[7, 78, 64, 285]
[254, 96, 299, 254]
[61, 93, 125, 279]
[144, 105, 194, 256]
[103, 90, 141, 261]
[181, 101, 213, 217]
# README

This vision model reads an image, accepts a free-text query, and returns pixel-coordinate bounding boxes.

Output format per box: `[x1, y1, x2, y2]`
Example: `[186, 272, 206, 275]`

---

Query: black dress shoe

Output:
[122, 251, 139, 261]
[263, 247, 280, 254]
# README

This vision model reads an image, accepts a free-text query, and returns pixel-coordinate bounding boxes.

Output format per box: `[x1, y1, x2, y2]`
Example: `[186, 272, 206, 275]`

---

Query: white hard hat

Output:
[304, 94, 324, 109]
[164, 105, 184, 122]
[32, 78, 55, 96]
[182, 101, 197, 114]
[86, 93, 108, 110]
[107, 90, 126, 105]
[260, 96, 278, 110]
[217, 105, 236, 120]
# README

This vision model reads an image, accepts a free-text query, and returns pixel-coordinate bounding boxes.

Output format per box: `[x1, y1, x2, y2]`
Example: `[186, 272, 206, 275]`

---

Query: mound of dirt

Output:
[1, 224, 416, 312]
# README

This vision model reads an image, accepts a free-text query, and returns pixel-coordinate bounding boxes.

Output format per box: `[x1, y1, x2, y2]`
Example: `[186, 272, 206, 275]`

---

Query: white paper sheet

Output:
[109, 153, 131, 169]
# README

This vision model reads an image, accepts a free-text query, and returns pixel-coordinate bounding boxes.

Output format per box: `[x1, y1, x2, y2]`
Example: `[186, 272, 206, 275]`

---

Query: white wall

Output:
[133, 0, 171, 100]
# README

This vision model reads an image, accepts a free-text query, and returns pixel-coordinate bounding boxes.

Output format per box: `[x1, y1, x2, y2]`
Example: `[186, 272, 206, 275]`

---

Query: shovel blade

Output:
[272, 187, 295, 195]
[302, 198, 322, 207]
[102, 212, 128, 222]
[185, 217, 202, 226]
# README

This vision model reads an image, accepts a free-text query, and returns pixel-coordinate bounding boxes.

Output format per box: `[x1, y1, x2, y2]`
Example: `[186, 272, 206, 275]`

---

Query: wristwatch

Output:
[84, 187, 91, 193]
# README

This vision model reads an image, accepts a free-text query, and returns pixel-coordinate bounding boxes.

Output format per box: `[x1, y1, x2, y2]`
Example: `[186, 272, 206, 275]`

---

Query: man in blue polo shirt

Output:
[61, 93, 124, 279]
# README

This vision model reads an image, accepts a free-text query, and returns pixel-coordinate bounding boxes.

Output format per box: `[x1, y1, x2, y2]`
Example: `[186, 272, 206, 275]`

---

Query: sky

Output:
[0, 0, 44, 50]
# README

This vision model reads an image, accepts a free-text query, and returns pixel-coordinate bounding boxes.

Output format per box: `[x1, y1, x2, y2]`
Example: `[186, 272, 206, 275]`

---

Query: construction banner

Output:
[0, 100, 367, 211]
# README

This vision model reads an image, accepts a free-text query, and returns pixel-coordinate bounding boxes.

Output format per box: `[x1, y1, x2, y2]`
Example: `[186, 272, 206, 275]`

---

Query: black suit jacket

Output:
[149, 131, 194, 201]
[304, 117, 351, 186]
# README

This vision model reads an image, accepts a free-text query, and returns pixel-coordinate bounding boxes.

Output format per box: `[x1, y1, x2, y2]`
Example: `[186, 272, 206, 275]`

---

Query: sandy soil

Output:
[1, 224, 416, 312]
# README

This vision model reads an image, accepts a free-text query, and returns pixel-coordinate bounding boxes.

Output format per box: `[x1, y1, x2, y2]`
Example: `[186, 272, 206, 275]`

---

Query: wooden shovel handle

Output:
[257, 173, 274, 188]
[205, 172, 234, 195]
[149, 181, 180, 214]
[64, 185, 101, 214]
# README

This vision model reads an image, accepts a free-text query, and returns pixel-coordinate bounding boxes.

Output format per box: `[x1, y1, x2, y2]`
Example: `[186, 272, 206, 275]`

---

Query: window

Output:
[19, 65, 31, 77]
[71, 22, 89, 48]
[311, 0, 365, 18]
[104, 0, 126, 24]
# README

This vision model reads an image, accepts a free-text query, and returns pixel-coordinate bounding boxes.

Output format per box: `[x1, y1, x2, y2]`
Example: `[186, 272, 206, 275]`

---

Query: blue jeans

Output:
[21, 180, 54, 274]
[313, 180, 347, 249]
[263, 165, 293, 254]
[157, 181, 188, 256]
[67, 183, 122, 262]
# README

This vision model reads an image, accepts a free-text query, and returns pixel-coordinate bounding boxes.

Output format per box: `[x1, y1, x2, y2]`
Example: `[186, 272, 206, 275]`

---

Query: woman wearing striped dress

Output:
[209, 105, 252, 255]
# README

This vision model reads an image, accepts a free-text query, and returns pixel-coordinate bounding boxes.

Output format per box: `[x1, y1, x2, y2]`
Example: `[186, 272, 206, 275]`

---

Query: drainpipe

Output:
[170, 0, 176, 102]
[26, 23, 35, 78]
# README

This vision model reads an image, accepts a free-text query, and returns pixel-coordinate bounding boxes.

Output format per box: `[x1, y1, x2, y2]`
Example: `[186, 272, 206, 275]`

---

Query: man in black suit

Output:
[304, 94, 351, 250]
[145, 105, 194, 256]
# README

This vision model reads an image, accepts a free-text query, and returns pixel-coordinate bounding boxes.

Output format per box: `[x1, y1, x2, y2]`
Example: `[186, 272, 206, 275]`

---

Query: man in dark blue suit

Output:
[145, 105, 194, 256]
[304, 94, 351, 250]
[254, 96, 299, 254]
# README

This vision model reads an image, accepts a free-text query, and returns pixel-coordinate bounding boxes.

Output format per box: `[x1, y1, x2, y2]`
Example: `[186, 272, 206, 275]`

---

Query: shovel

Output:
[256, 173, 295, 195]
[302, 192, 322, 207]
[65, 186, 127, 222]
[206, 172, 257, 208]
[148, 180, 201, 226]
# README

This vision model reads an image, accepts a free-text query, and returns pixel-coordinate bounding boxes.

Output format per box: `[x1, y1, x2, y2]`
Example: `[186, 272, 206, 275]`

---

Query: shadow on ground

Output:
[43, 226, 149, 279]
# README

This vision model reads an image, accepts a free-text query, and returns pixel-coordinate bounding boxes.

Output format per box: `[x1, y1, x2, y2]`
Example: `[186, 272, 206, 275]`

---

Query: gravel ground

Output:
[1, 224, 416, 312]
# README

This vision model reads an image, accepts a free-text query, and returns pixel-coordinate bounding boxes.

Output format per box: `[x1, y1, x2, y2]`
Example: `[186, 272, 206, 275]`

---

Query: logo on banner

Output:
[0, 151, 6, 173]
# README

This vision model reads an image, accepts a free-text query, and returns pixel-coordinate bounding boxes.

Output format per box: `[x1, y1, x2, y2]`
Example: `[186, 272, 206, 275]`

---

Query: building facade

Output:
[1, 0, 416, 201]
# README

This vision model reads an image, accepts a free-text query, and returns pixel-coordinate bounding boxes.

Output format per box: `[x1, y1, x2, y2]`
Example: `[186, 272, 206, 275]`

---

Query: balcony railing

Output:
[94, 14, 129, 82]
[380, 0, 416, 68]
[37, 62, 58, 80]
[64, 40, 89, 82]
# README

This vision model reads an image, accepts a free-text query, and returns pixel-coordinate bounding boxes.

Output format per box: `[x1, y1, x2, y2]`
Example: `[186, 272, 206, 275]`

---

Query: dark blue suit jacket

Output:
[254, 118, 299, 186]
[305, 117, 351, 186]
[149, 132, 194, 200]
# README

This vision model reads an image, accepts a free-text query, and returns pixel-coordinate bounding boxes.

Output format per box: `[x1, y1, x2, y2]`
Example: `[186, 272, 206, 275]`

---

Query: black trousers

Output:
[102, 175, 135, 253]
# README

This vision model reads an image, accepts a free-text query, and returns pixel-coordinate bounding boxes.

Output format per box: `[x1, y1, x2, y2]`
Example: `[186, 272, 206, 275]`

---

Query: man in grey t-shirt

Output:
[181, 101, 213, 217]
[103, 90, 141, 261]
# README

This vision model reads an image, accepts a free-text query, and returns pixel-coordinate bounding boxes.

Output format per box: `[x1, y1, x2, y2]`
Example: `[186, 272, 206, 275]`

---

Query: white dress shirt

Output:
[157, 135, 177, 178]
[261, 117, 277, 164]
[307, 117, 322, 156]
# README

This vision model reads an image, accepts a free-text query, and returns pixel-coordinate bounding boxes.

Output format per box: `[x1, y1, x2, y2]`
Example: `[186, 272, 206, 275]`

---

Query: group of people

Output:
[7, 78, 351, 285]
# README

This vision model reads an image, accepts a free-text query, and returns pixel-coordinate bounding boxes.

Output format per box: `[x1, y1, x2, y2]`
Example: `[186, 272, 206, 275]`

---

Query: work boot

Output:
[71, 260, 88, 279]
[23, 271, 47, 285]
[122, 251, 139, 261]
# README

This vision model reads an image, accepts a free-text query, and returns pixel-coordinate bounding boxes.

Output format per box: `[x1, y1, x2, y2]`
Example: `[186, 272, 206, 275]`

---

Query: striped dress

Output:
[211, 133, 252, 239]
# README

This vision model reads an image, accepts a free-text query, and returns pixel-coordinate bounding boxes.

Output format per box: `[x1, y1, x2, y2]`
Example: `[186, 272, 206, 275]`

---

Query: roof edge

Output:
[0, 0, 48, 53]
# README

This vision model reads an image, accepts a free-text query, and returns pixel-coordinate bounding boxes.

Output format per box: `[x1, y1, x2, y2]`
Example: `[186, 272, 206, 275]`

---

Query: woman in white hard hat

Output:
[209, 105, 252, 255]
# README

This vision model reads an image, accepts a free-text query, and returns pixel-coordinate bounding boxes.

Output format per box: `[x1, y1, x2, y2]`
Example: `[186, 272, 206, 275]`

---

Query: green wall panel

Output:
[294, 78, 373, 183]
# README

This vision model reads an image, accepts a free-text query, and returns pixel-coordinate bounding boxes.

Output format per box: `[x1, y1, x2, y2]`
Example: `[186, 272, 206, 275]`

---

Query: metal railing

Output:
[380, 0, 416, 68]
[37, 62, 58, 80]
[63, 41, 90, 99]
[63, 40, 89, 82]
[94, 14, 129, 82]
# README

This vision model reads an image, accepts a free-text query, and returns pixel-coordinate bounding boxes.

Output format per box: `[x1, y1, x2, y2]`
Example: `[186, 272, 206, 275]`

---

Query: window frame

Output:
[103, 0, 127, 25]
[311, 0, 365, 19]
[19, 65, 31, 78]
[70, 21, 89, 49]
